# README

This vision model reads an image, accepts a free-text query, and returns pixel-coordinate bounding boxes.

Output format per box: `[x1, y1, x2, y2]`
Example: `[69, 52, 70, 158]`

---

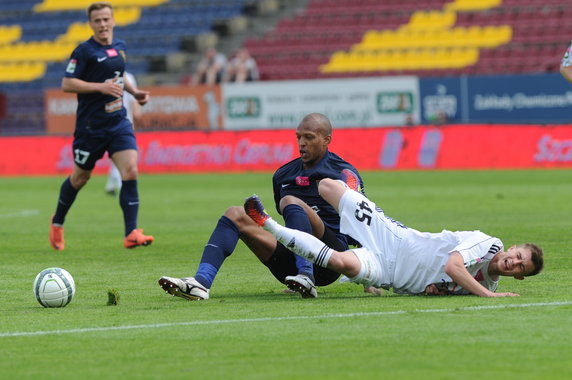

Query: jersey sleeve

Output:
[451, 231, 503, 267]
[64, 45, 86, 79]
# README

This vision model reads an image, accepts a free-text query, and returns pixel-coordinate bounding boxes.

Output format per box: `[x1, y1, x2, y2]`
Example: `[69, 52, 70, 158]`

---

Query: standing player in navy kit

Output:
[159, 113, 375, 299]
[49, 2, 154, 250]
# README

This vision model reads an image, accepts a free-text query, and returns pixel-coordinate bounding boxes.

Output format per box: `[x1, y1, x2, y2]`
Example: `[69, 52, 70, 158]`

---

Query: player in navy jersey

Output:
[49, 2, 153, 250]
[159, 113, 379, 300]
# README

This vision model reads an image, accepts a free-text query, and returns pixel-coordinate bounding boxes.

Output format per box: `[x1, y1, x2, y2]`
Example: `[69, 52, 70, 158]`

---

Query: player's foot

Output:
[341, 169, 360, 191]
[124, 228, 154, 248]
[158, 276, 209, 300]
[284, 274, 318, 298]
[244, 195, 270, 227]
[105, 188, 117, 197]
[49, 216, 64, 251]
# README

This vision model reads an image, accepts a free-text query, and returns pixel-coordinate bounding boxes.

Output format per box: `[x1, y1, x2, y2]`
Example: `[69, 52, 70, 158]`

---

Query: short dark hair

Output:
[521, 243, 544, 276]
[87, 2, 113, 20]
[300, 113, 332, 137]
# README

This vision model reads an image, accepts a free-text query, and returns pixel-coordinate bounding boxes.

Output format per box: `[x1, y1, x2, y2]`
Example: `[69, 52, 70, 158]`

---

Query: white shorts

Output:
[338, 188, 403, 288]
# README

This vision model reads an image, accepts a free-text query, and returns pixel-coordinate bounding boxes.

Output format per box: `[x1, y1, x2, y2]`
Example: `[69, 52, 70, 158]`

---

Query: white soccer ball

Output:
[33, 268, 75, 308]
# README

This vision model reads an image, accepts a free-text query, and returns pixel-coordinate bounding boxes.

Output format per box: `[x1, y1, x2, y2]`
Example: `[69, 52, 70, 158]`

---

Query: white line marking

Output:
[1, 301, 570, 338]
[0, 209, 39, 219]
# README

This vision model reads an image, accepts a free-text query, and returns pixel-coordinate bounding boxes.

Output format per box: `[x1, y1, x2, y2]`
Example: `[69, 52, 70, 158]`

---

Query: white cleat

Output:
[158, 276, 210, 300]
[284, 274, 317, 298]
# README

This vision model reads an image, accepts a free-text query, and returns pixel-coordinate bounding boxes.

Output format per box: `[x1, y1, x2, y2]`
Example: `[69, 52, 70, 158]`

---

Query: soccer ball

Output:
[33, 268, 75, 308]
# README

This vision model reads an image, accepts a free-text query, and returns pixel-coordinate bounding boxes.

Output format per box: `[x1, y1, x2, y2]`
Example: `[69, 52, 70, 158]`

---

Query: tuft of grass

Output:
[107, 288, 120, 306]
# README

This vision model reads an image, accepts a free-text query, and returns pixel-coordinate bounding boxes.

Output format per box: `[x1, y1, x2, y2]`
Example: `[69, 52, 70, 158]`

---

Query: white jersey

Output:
[338, 189, 502, 295]
[561, 41, 572, 67]
[123, 71, 137, 124]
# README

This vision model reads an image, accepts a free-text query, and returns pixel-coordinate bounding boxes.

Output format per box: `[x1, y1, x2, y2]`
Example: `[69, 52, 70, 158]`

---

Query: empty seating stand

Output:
[244, 0, 572, 80]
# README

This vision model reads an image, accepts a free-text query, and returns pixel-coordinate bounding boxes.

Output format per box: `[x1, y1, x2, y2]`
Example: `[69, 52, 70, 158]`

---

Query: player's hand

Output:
[134, 90, 150, 106]
[489, 292, 520, 297]
[425, 284, 451, 296]
[364, 286, 382, 296]
[99, 81, 123, 98]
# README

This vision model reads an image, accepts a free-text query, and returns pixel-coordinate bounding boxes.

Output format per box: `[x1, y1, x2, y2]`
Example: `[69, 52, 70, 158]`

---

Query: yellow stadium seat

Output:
[445, 0, 501, 12]
[34, 0, 167, 12]
[408, 10, 456, 30]
[0, 62, 46, 82]
[115, 7, 142, 26]
[0, 25, 22, 46]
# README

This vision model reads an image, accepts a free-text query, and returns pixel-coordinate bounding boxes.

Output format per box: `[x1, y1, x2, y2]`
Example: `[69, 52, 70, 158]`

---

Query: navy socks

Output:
[53, 177, 79, 225]
[282, 204, 315, 282]
[119, 179, 139, 236]
[195, 216, 240, 288]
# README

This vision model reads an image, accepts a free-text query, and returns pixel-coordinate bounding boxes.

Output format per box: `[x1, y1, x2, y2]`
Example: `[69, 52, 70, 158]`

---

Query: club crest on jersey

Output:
[295, 176, 310, 186]
[66, 59, 77, 74]
[106, 48, 118, 57]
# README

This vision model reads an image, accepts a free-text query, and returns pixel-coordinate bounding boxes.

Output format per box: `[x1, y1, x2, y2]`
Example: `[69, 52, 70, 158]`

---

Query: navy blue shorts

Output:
[72, 118, 137, 170]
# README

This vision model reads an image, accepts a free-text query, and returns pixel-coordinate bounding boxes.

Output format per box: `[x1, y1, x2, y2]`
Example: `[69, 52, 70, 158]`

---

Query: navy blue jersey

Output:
[64, 37, 128, 130]
[272, 150, 366, 233]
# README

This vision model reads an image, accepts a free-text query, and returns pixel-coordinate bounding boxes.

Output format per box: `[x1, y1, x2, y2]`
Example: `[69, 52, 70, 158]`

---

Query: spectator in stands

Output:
[192, 47, 227, 86]
[560, 41, 572, 83]
[224, 48, 259, 83]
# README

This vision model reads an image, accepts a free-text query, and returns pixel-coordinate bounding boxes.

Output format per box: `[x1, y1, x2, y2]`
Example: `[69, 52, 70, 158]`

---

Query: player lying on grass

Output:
[159, 113, 376, 300]
[244, 179, 544, 297]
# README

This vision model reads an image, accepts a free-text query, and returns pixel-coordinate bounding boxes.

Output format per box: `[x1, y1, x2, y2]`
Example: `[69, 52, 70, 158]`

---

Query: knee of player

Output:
[328, 251, 360, 277]
[317, 178, 337, 196]
[122, 165, 138, 180]
[223, 206, 250, 226]
[278, 195, 303, 212]
[70, 174, 90, 189]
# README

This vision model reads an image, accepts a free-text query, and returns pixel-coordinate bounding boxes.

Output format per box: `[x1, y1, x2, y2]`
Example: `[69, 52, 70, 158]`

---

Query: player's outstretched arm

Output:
[62, 77, 123, 97]
[445, 252, 519, 297]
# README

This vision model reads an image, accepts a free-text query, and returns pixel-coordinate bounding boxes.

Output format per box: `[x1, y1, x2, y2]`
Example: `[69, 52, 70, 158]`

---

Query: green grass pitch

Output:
[1, 170, 571, 379]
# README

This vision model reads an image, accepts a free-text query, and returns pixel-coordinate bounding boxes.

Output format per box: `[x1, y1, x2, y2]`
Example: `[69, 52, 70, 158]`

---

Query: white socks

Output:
[263, 218, 334, 268]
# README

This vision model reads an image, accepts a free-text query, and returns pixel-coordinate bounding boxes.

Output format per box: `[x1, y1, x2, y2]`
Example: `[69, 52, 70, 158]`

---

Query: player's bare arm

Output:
[445, 252, 519, 297]
[62, 77, 123, 97]
[560, 65, 572, 84]
[124, 76, 149, 106]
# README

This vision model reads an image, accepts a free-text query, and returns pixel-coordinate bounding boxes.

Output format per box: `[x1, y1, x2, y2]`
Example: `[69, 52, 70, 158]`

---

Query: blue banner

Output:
[466, 73, 572, 124]
[419, 77, 464, 124]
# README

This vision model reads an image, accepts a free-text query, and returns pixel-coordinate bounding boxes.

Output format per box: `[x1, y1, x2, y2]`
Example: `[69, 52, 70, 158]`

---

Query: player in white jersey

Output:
[560, 41, 572, 83]
[244, 179, 544, 297]
[105, 72, 140, 195]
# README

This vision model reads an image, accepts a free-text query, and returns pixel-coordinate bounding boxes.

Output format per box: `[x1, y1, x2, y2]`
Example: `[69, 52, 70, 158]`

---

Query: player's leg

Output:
[50, 131, 104, 251]
[159, 205, 278, 300]
[245, 195, 361, 278]
[279, 195, 326, 297]
[105, 161, 122, 195]
[112, 148, 153, 248]
[110, 126, 153, 248]
[317, 178, 348, 213]
[50, 164, 92, 250]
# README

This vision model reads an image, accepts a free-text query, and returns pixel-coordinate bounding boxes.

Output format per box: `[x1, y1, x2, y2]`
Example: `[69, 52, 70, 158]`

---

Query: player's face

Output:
[296, 122, 331, 169]
[494, 245, 535, 279]
[89, 7, 115, 45]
